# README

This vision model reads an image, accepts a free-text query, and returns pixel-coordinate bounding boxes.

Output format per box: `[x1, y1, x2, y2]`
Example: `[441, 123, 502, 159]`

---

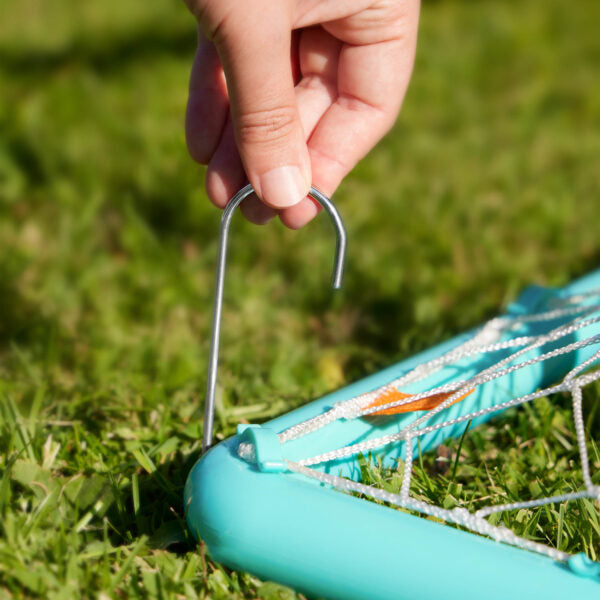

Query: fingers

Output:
[306, 6, 420, 196]
[205, 25, 338, 228]
[279, 27, 340, 229]
[186, 0, 420, 229]
[203, 1, 311, 211]
[294, 27, 340, 138]
[306, 42, 403, 197]
[240, 194, 277, 225]
[281, 9, 420, 229]
[278, 197, 321, 229]
[185, 28, 229, 164]
[206, 114, 277, 225]
[205, 115, 246, 207]
[186, 20, 321, 227]
[186, 27, 275, 225]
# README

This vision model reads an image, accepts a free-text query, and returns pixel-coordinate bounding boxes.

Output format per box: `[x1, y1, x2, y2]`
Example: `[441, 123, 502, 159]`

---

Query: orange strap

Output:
[364, 388, 473, 416]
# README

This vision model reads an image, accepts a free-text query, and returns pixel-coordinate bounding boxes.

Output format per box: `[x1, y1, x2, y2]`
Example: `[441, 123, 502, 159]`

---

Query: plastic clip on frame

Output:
[186, 185, 600, 600]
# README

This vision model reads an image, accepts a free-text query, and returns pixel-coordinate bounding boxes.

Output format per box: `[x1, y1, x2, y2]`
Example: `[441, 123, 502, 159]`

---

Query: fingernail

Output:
[257, 166, 308, 209]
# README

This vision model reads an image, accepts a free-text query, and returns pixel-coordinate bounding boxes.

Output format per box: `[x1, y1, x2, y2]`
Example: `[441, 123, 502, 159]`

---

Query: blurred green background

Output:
[1, 0, 599, 598]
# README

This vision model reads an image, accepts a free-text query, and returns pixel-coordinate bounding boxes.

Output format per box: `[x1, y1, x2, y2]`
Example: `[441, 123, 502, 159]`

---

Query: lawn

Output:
[1, 0, 600, 598]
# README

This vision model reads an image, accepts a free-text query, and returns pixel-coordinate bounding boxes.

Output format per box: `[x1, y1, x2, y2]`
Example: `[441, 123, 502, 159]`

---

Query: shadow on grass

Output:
[104, 448, 202, 554]
[115, 178, 219, 244]
[0, 263, 56, 352]
[302, 248, 600, 386]
[0, 23, 195, 77]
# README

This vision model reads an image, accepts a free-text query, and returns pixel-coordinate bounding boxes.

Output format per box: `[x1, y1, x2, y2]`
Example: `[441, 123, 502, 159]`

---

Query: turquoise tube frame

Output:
[185, 271, 600, 599]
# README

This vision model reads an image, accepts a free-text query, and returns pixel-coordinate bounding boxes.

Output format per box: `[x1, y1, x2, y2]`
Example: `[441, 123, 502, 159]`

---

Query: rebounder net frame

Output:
[185, 271, 600, 599]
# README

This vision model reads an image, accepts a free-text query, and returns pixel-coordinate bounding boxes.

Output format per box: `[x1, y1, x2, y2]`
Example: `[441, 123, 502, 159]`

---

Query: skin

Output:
[184, 0, 420, 228]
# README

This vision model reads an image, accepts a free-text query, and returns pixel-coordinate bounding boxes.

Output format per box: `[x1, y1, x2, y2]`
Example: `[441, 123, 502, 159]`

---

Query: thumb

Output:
[204, 3, 310, 209]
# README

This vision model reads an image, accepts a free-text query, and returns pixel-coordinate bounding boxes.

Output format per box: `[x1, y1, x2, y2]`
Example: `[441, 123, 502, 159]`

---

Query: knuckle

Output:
[236, 105, 298, 146]
[188, 0, 235, 42]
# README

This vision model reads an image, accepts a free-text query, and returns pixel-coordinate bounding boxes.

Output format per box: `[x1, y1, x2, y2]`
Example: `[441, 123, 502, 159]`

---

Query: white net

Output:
[238, 287, 600, 563]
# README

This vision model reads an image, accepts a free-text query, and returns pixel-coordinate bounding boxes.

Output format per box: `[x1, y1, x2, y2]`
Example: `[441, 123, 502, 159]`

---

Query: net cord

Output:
[237, 290, 600, 562]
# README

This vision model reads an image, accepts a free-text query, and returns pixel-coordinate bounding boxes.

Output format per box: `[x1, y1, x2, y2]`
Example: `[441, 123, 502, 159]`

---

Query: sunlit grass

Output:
[360, 393, 600, 559]
[1, 0, 600, 597]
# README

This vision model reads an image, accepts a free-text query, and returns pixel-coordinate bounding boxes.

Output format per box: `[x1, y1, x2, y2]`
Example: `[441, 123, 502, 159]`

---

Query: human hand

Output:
[184, 0, 420, 227]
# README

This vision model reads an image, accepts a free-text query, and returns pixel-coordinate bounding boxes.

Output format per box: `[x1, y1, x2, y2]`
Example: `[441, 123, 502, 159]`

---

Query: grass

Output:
[361, 393, 600, 559]
[1, 0, 600, 597]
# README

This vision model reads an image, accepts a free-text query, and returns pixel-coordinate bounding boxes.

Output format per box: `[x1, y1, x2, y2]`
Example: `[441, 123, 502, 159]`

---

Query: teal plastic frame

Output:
[185, 270, 600, 599]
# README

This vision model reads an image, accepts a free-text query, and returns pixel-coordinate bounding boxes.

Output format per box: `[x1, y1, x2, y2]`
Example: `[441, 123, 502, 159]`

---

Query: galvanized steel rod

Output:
[202, 183, 347, 452]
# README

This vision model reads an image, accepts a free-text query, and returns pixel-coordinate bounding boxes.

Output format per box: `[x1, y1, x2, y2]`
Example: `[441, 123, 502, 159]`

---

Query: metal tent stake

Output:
[202, 183, 347, 453]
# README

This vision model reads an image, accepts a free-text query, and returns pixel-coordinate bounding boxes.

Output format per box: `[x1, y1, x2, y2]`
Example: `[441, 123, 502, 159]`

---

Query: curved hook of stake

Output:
[202, 183, 347, 452]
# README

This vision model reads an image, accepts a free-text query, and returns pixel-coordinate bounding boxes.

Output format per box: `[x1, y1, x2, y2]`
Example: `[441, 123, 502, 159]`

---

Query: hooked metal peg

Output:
[202, 183, 347, 452]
